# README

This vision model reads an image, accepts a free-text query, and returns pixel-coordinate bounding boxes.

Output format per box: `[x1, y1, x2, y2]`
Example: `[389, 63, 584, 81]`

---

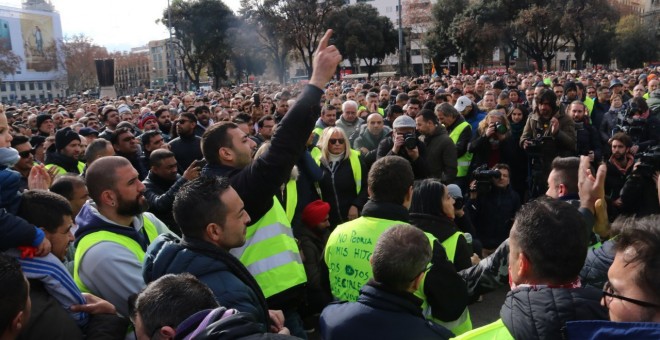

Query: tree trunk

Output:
[574, 48, 584, 70]
[534, 56, 544, 72]
[544, 57, 553, 71]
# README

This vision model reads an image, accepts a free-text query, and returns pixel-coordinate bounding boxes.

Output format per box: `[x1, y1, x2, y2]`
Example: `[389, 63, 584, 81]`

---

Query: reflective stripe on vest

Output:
[73, 216, 158, 293]
[230, 198, 306, 299]
[284, 179, 297, 223]
[312, 149, 362, 195]
[423, 230, 472, 335]
[451, 318, 513, 339]
[45, 161, 86, 175]
[313, 127, 325, 137]
[325, 216, 436, 302]
[448, 121, 473, 177]
[310, 147, 321, 161]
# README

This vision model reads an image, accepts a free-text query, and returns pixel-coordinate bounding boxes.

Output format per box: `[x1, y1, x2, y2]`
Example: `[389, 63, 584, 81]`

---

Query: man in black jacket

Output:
[169, 112, 203, 174]
[142, 149, 199, 234]
[376, 115, 430, 179]
[462, 198, 608, 338]
[198, 29, 342, 338]
[415, 109, 457, 183]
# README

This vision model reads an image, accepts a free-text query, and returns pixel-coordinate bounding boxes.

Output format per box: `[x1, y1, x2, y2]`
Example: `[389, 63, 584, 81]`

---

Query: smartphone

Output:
[193, 159, 207, 168]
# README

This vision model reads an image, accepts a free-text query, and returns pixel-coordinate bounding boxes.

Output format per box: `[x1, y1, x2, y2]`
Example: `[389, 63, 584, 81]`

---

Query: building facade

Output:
[113, 49, 151, 96]
[148, 38, 184, 91]
[0, 0, 66, 103]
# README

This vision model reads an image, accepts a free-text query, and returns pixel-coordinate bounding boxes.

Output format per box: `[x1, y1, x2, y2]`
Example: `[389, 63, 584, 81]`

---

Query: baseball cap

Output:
[454, 96, 473, 112]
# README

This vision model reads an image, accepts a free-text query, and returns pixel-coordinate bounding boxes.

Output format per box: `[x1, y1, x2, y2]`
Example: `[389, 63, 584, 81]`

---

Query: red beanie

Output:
[302, 200, 330, 227]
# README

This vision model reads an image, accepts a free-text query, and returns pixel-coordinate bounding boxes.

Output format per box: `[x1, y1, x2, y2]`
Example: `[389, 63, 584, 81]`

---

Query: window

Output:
[19, 82, 25, 91]
[46, 82, 52, 90]
[29, 82, 34, 90]
[10, 83, 15, 91]
[37, 82, 43, 90]
[0, 83, 5, 92]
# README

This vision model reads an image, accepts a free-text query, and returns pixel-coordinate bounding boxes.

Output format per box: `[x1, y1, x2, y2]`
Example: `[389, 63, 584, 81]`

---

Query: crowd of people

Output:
[1, 29, 659, 339]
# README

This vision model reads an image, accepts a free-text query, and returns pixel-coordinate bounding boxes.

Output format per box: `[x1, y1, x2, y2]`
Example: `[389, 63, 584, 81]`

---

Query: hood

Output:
[74, 201, 150, 250]
[501, 286, 608, 340]
[176, 307, 265, 340]
[45, 150, 79, 173]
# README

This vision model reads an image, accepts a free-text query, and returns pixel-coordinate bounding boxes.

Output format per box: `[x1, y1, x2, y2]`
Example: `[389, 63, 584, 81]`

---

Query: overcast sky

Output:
[2, 0, 242, 51]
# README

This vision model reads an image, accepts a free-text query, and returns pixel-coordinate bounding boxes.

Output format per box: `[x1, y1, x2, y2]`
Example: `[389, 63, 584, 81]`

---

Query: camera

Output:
[492, 122, 507, 135]
[472, 165, 501, 194]
[453, 196, 464, 210]
[403, 133, 417, 149]
[634, 145, 660, 178]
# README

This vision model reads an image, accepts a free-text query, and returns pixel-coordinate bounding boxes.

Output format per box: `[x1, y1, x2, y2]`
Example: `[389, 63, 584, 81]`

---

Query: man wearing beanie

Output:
[298, 200, 332, 322]
[36, 114, 54, 137]
[45, 128, 85, 175]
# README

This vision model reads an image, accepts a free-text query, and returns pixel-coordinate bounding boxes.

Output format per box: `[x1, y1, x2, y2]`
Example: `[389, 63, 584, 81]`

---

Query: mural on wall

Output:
[20, 12, 56, 72]
[0, 19, 12, 51]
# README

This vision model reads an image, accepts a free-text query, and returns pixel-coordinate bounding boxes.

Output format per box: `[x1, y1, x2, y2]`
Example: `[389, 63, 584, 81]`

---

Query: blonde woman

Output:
[313, 127, 367, 226]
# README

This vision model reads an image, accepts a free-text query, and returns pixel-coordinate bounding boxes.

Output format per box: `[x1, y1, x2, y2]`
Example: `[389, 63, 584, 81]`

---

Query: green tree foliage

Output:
[326, 4, 398, 79]
[162, 0, 236, 88]
[240, 0, 291, 83]
[561, 0, 618, 69]
[613, 15, 659, 69]
[511, 2, 567, 71]
[426, 0, 467, 68]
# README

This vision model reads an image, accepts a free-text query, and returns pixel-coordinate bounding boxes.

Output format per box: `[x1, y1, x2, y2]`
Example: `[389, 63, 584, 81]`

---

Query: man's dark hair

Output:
[550, 156, 579, 195]
[321, 104, 336, 115]
[10, 135, 29, 148]
[149, 149, 176, 168]
[202, 122, 237, 166]
[408, 98, 422, 106]
[194, 105, 210, 117]
[612, 215, 660, 304]
[140, 130, 161, 149]
[173, 176, 231, 239]
[395, 93, 409, 103]
[154, 108, 168, 118]
[257, 115, 274, 129]
[179, 112, 197, 124]
[610, 132, 632, 148]
[110, 127, 133, 146]
[0, 254, 28, 332]
[372, 225, 432, 291]
[86, 156, 131, 203]
[436, 102, 460, 119]
[50, 175, 86, 201]
[136, 273, 218, 338]
[536, 89, 559, 113]
[368, 156, 414, 205]
[512, 197, 588, 283]
[415, 109, 438, 124]
[493, 163, 510, 172]
[17, 190, 72, 233]
[85, 138, 112, 165]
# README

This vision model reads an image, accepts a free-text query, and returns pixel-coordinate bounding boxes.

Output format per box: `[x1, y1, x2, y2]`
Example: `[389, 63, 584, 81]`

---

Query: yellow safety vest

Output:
[449, 121, 473, 177]
[284, 179, 297, 223]
[358, 105, 385, 116]
[230, 198, 307, 299]
[313, 126, 325, 138]
[325, 216, 436, 302]
[74, 216, 159, 293]
[312, 149, 362, 195]
[452, 319, 513, 339]
[426, 230, 473, 335]
[310, 147, 321, 161]
[45, 161, 86, 175]
[583, 96, 594, 116]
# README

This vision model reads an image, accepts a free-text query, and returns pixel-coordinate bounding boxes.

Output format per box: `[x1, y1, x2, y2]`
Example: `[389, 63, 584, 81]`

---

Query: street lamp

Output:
[398, 0, 404, 77]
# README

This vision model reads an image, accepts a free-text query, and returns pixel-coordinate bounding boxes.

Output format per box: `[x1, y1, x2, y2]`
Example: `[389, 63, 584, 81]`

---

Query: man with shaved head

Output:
[73, 156, 171, 317]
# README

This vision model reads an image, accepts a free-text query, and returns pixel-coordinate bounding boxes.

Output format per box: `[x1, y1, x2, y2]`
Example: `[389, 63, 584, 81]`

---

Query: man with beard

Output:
[193, 105, 213, 137]
[45, 128, 85, 175]
[98, 106, 120, 141]
[73, 156, 170, 317]
[198, 29, 341, 337]
[154, 107, 172, 141]
[169, 112, 203, 174]
[143, 149, 200, 234]
[604, 133, 634, 215]
[111, 127, 148, 180]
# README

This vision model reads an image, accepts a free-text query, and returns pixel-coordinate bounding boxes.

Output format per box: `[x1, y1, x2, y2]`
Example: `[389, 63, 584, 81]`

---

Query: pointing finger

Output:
[317, 29, 333, 52]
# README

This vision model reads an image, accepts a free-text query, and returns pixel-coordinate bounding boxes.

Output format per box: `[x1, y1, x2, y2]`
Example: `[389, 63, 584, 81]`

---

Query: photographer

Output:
[610, 97, 659, 156]
[618, 146, 660, 217]
[466, 163, 521, 258]
[376, 115, 429, 179]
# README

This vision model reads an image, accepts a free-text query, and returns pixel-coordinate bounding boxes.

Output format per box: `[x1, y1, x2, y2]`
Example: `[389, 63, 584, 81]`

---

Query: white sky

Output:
[2, 0, 242, 51]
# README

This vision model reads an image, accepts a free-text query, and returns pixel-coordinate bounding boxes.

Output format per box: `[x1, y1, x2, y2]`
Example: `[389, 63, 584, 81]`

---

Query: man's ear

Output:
[158, 326, 176, 339]
[12, 310, 25, 334]
[558, 183, 567, 197]
[100, 190, 116, 207]
[218, 147, 233, 162]
[205, 223, 223, 243]
[410, 271, 425, 292]
[517, 252, 533, 282]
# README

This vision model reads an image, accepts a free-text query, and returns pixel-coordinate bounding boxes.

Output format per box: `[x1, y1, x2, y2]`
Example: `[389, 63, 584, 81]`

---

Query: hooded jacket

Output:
[74, 201, 170, 317]
[174, 307, 294, 340]
[500, 286, 608, 340]
[143, 235, 270, 331]
[422, 125, 458, 183]
[520, 108, 577, 157]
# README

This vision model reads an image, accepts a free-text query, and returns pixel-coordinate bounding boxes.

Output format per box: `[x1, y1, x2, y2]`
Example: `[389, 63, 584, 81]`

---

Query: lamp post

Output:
[398, 0, 404, 77]
[167, 0, 178, 90]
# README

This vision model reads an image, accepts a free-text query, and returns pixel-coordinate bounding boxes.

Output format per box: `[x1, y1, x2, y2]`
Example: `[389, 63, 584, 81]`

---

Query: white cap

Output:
[454, 96, 473, 112]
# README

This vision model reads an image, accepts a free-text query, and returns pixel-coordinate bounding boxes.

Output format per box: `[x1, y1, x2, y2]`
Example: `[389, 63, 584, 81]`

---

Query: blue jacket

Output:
[143, 235, 270, 331]
[565, 320, 660, 339]
[320, 281, 453, 340]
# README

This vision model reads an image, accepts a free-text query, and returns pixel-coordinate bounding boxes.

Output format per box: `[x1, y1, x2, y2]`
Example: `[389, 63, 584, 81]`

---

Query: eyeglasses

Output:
[410, 262, 433, 282]
[602, 281, 660, 309]
[176, 119, 190, 124]
[329, 138, 345, 145]
[19, 150, 35, 158]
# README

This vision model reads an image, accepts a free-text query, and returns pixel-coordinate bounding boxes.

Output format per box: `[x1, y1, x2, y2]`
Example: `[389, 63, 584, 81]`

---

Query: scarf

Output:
[609, 153, 634, 174]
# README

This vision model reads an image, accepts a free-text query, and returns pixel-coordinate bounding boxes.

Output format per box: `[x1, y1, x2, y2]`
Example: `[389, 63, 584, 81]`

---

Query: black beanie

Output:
[564, 81, 577, 93]
[55, 128, 80, 151]
[36, 114, 52, 128]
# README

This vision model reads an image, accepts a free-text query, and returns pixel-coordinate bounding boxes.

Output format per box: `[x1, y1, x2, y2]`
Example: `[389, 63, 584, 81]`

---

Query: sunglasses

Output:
[329, 138, 345, 145]
[19, 150, 35, 158]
